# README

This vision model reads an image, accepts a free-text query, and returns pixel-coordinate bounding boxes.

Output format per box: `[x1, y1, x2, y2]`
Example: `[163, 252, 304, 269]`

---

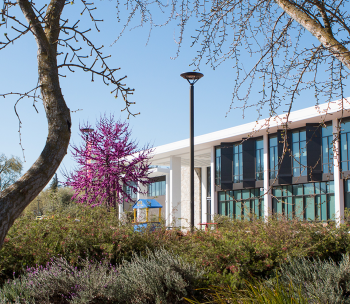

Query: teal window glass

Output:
[256, 138, 264, 180]
[269, 136, 278, 180]
[233, 144, 243, 183]
[273, 182, 334, 221]
[215, 147, 221, 185]
[147, 179, 166, 197]
[292, 129, 307, 177]
[340, 120, 350, 171]
[322, 123, 333, 173]
[344, 180, 350, 211]
[218, 188, 263, 220]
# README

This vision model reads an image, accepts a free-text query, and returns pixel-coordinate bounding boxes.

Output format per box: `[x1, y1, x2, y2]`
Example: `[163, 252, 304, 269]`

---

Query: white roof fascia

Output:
[150, 98, 350, 162]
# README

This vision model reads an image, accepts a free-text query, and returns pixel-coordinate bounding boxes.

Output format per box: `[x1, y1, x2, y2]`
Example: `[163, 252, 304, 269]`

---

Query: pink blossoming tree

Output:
[66, 115, 153, 209]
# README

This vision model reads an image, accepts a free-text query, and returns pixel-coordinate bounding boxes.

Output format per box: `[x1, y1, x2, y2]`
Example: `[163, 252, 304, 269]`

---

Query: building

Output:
[122, 99, 350, 228]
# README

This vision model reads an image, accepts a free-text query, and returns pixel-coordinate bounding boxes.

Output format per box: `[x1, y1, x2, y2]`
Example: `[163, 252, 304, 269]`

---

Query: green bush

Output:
[0, 248, 202, 304]
[171, 215, 350, 287]
[0, 204, 180, 285]
[270, 253, 350, 303]
[2, 206, 350, 290]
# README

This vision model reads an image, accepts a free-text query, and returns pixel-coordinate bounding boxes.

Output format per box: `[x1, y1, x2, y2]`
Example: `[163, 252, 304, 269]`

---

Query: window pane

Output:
[320, 194, 327, 220]
[293, 184, 303, 196]
[300, 131, 306, 142]
[304, 183, 314, 195]
[329, 194, 335, 220]
[292, 132, 299, 143]
[341, 120, 350, 133]
[322, 124, 332, 137]
[270, 136, 277, 147]
[305, 196, 315, 220]
[294, 196, 304, 220]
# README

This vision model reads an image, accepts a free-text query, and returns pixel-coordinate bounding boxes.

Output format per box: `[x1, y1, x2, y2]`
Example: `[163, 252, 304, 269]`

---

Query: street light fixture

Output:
[80, 128, 94, 199]
[180, 71, 204, 229]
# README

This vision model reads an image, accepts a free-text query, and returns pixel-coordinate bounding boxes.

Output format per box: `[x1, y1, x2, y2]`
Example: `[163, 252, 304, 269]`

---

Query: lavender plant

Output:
[0, 248, 202, 304]
[270, 253, 350, 304]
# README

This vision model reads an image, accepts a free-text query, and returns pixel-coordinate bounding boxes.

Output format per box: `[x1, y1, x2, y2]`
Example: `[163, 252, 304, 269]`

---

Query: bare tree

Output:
[111, 0, 350, 116]
[0, 0, 135, 250]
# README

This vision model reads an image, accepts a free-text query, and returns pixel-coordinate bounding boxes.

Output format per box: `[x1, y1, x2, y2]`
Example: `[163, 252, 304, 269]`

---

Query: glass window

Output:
[215, 147, 221, 185]
[218, 188, 263, 220]
[292, 129, 307, 177]
[233, 144, 243, 183]
[344, 180, 350, 210]
[273, 181, 334, 221]
[125, 182, 137, 200]
[322, 123, 333, 173]
[269, 136, 278, 180]
[147, 179, 166, 197]
[256, 138, 264, 180]
[340, 120, 350, 171]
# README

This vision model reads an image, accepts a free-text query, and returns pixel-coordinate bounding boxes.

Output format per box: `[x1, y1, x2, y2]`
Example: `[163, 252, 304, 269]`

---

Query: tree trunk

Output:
[0, 0, 71, 250]
[276, 0, 350, 70]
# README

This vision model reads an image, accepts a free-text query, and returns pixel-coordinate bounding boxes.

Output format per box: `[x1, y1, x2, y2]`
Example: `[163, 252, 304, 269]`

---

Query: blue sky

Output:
[1, 0, 347, 184]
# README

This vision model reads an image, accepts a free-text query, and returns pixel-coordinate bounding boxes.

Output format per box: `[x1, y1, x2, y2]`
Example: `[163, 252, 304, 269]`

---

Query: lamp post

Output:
[180, 71, 204, 229]
[80, 128, 94, 199]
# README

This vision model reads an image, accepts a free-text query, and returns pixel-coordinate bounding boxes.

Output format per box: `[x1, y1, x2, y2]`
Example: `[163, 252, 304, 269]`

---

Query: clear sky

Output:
[1, 0, 348, 185]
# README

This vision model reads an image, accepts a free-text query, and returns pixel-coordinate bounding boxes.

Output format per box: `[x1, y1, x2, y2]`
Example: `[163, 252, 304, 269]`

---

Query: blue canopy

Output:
[133, 199, 163, 209]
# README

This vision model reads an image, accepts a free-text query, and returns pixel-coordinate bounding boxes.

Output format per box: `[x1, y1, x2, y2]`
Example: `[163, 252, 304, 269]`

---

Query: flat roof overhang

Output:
[149, 98, 350, 168]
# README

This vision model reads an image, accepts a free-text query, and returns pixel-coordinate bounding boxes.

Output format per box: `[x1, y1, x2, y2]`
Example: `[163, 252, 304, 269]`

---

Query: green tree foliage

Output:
[49, 173, 60, 192]
[0, 154, 22, 192]
[23, 187, 75, 216]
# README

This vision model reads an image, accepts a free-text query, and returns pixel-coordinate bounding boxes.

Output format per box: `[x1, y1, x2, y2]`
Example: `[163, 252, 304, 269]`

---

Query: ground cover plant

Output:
[0, 248, 202, 303]
[270, 253, 350, 304]
[1, 204, 350, 297]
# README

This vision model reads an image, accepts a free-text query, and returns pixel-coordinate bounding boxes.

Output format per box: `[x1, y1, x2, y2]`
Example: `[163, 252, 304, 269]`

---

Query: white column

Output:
[263, 133, 272, 220]
[170, 156, 181, 227]
[210, 146, 217, 221]
[165, 174, 170, 226]
[118, 204, 123, 221]
[333, 118, 344, 226]
[137, 182, 148, 200]
[201, 166, 208, 226]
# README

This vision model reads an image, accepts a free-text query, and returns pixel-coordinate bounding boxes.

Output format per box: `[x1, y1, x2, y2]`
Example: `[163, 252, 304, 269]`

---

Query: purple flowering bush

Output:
[0, 248, 202, 303]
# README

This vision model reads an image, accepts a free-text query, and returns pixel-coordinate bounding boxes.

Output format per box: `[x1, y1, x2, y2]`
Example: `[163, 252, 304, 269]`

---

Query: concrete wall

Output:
[180, 167, 202, 229]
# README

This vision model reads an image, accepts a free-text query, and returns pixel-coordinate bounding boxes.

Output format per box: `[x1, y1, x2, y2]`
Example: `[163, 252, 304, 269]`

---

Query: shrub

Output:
[271, 253, 350, 304]
[2, 206, 350, 290]
[0, 248, 203, 304]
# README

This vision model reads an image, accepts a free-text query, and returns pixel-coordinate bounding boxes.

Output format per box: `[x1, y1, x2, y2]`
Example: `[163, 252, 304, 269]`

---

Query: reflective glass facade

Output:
[273, 182, 334, 220]
[256, 138, 264, 180]
[218, 188, 264, 219]
[147, 180, 166, 197]
[233, 144, 243, 183]
[340, 119, 350, 171]
[269, 136, 278, 180]
[215, 147, 221, 185]
[322, 123, 334, 173]
[291, 129, 307, 177]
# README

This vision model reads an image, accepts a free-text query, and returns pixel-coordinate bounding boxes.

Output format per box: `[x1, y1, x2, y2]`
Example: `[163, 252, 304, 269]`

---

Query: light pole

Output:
[80, 128, 94, 199]
[180, 71, 204, 229]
